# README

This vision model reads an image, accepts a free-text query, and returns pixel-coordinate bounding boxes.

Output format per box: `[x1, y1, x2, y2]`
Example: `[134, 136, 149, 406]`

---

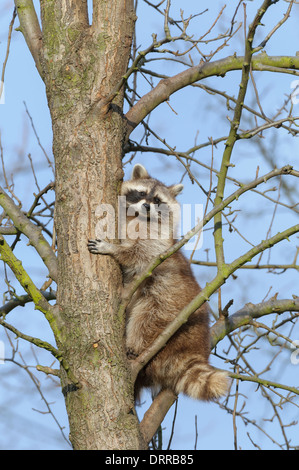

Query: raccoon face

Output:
[124, 187, 165, 220]
[121, 164, 183, 223]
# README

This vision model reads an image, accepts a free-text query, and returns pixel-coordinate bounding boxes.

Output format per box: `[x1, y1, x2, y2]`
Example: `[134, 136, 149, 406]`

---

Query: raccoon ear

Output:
[131, 164, 150, 180]
[169, 183, 184, 197]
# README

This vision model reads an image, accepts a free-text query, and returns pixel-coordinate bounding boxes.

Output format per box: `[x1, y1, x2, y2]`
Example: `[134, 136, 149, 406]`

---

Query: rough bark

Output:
[13, 0, 299, 450]
[37, 0, 144, 450]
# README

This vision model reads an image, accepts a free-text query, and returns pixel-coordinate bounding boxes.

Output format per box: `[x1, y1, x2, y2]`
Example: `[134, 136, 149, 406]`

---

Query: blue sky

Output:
[0, 0, 299, 450]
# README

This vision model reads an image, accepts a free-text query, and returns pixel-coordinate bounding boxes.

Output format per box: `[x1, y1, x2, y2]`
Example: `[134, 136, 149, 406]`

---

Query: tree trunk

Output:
[39, 0, 144, 450]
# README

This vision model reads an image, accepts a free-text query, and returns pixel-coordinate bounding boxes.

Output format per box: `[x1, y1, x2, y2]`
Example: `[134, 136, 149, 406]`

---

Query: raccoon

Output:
[88, 164, 228, 401]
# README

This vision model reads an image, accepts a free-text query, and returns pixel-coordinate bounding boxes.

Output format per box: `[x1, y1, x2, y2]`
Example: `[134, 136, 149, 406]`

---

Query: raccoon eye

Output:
[153, 196, 161, 205]
[139, 191, 146, 198]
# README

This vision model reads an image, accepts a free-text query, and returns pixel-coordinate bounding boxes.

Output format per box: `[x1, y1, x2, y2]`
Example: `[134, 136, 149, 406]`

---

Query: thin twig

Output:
[0, 7, 17, 103]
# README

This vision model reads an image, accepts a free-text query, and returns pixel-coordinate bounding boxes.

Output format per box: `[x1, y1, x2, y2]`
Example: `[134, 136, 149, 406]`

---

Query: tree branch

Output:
[0, 8, 17, 102]
[139, 389, 177, 444]
[14, 0, 43, 77]
[213, 0, 277, 270]
[0, 290, 56, 319]
[124, 54, 299, 138]
[191, 261, 299, 271]
[0, 236, 80, 385]
[0, 317, 60, 357]
[228, 372, 299, 397]
[0, 185, 57, 282]
[211, 297, 299, 348]
[0, 235, 60, 337]
[0, 316, 79, 386]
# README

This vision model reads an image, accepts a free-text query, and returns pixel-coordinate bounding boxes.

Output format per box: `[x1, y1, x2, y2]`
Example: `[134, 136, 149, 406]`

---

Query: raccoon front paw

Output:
[126, 348, 139, 360]
[87, 239, 112, 255]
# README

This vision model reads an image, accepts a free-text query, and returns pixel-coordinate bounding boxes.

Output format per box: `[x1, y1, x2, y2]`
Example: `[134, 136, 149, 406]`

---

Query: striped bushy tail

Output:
[174, 358, 229, 401]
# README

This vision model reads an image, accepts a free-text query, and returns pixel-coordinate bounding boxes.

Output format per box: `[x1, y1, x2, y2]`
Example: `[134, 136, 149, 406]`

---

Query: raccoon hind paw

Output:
[127, 348, 139, 360]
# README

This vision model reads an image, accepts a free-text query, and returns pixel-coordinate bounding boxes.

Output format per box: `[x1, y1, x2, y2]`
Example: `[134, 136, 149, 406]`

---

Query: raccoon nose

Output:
[143, 203, 151, 212]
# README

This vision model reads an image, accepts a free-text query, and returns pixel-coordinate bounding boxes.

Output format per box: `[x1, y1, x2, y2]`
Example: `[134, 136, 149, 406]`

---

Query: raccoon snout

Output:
[142, 203, 151, 212]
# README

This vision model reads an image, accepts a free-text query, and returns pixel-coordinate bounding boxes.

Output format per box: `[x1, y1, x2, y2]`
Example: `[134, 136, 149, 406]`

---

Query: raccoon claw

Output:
[127, 348, 139, 360]
[87, 239, 102, 254]
[88, 239, 113, 255]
